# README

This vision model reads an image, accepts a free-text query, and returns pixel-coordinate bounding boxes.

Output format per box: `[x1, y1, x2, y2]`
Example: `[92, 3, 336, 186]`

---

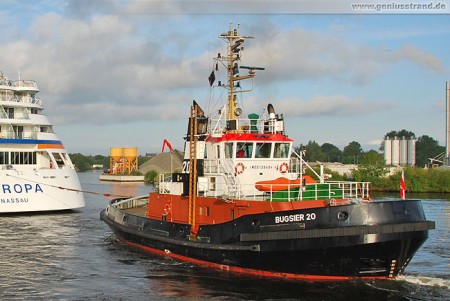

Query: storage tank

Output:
[391, 138, 400, 166]
[407, 139, 416, 166]
[399, 138, 408, 165]
[123, 147, 138, 174]
[110, 147, 124, 174]
[384, 139, 392, 165]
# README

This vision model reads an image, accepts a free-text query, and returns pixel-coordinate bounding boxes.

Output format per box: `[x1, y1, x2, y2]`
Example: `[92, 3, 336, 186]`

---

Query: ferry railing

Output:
[2, 130, 38, 139]
[12, 80, 38, 89]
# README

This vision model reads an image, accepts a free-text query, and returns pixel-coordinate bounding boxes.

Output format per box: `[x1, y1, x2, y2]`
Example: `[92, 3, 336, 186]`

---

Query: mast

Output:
[188, 104, 198, 236]
[216, 24, 263, 130]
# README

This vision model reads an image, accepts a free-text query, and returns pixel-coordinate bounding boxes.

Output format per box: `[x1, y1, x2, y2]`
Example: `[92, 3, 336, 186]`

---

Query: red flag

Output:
[400, 170, 406, 199]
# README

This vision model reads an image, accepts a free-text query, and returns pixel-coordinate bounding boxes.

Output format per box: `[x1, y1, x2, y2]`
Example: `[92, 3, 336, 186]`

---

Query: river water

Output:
[0, 171, 448, 300]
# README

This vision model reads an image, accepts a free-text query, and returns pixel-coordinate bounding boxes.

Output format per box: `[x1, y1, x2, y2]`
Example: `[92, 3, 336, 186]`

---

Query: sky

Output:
[0, 0, 449, 155]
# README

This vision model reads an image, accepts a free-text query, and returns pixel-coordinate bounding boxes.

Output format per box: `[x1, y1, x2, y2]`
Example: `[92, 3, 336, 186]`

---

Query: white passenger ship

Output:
[0, 71, 85, 213]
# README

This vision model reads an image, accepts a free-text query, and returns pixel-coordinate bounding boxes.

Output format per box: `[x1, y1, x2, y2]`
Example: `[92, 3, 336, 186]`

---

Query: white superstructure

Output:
[0, 71, 85, 213]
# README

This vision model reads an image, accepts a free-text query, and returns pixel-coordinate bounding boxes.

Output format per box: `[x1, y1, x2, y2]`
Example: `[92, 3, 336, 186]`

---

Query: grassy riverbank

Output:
[372, 167, 450, 193]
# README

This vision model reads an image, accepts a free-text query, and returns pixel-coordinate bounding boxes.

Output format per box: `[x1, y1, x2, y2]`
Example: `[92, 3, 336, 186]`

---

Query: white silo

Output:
[391, 138, 400, 165]
[384, 138, 392, 165]
[407, 139, 416, 166]
[400, 138, 408, 165]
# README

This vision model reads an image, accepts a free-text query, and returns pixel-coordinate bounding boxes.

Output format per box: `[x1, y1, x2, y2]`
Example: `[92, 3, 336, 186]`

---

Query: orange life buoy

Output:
[235, 162, 245, 174]
[279, 162, 288, 173]
[164, 200, 172, 214]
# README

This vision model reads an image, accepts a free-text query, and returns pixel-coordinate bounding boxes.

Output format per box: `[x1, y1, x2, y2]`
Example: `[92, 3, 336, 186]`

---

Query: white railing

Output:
[157, 174, 370, 203]
[112, 195, 149, 209]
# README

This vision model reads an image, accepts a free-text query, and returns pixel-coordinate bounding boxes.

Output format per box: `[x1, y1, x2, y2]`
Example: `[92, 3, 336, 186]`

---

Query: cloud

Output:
[274, 95, 395, 117]
[244, 25, 444, 86]
[0, 5, 445, 132]
[391, 44, 444, 74]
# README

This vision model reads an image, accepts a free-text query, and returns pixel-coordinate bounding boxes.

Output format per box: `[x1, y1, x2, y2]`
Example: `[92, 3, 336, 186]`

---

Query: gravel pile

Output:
[139, 149, 184, 174]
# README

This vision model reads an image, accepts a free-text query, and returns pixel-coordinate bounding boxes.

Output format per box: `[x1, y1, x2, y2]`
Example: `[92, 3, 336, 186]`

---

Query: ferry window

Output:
[236, 142, 252, 158]
[274, 143, 290, 158]
[256, 142, 271, 158]
[7, 108, 14, 119]
[225, 143, 233, 158]
[10, 151, 36, 165]
[53, 153, 65, 168]
[61, 153, 71, 165]
[0, 152, 8, 164]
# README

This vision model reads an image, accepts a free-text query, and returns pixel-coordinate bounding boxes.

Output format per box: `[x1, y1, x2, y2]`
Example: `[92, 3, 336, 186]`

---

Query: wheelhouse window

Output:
[256, 142, 272, 158]
[236, 142, 253, 158]
[225, 143, 233, 158]
[274, 143, 290, 158]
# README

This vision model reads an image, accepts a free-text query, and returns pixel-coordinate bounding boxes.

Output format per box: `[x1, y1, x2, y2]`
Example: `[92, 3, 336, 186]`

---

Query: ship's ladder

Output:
[188, 104, 198, 236]
[218, 158, 242, 199]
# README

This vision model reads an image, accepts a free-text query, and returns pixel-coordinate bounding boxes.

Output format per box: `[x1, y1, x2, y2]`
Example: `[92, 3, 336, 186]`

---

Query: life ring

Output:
[279, 162, 289, 173]
[235, 162, 245, 174]
[164, 200, 172, 214]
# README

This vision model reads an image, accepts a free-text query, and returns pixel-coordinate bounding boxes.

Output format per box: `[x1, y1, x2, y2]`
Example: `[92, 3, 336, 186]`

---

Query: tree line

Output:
[296, 130, 445, 168]
[70, 129, 444, 172]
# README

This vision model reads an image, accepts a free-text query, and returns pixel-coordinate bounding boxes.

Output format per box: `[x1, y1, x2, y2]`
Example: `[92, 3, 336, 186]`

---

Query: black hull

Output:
[101, 200, 434, 280]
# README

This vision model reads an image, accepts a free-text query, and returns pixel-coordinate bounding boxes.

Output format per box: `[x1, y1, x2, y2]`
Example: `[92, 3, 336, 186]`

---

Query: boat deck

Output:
[123, 206, 147, 217]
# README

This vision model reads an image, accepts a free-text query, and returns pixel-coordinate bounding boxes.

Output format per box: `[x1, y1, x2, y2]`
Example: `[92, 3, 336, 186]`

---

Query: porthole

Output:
[337, 211, 349, 221]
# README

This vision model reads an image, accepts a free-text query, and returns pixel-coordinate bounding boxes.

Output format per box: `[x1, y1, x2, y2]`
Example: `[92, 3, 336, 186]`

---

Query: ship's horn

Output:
[267, 103, 276, 119]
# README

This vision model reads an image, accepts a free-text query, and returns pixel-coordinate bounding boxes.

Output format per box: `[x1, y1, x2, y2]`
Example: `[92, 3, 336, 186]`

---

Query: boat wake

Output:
[363, 275, 449, 301]
[397, 274, 450, 288]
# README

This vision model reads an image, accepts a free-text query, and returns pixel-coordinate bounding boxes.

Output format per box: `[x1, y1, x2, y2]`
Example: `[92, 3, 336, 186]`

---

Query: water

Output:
[0, 171, 448, 300]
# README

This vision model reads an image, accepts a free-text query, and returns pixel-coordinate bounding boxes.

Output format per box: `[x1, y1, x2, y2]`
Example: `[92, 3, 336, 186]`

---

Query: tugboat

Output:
[101, 24, 434, 280]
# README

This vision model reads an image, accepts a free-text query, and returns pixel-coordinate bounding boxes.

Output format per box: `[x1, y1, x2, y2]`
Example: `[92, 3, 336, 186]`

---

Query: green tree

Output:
[320, 143, 343, 162]
[342, 141, 363, 164]
[384, 129, 416, 140]
[415, 135, 445, 167]
[144, 170, 158, 184]
[380, 129, 416, 151]
[69, 153, 92, 172]
[352, 150, 387, 185]
[297, 141, 326, 162]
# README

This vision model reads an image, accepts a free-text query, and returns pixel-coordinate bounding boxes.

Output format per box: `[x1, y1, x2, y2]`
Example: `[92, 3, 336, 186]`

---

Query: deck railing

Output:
[157, 173, 370, 202]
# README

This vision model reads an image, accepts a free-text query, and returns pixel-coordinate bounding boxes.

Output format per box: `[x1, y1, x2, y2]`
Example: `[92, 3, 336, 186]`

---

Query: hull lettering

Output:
[1, 183, 44, 194]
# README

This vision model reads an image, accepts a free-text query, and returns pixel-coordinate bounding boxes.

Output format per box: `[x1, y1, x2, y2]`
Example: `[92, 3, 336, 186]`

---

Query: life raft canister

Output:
[279, 162, 289, 173]
[235, 162, 245, 174]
